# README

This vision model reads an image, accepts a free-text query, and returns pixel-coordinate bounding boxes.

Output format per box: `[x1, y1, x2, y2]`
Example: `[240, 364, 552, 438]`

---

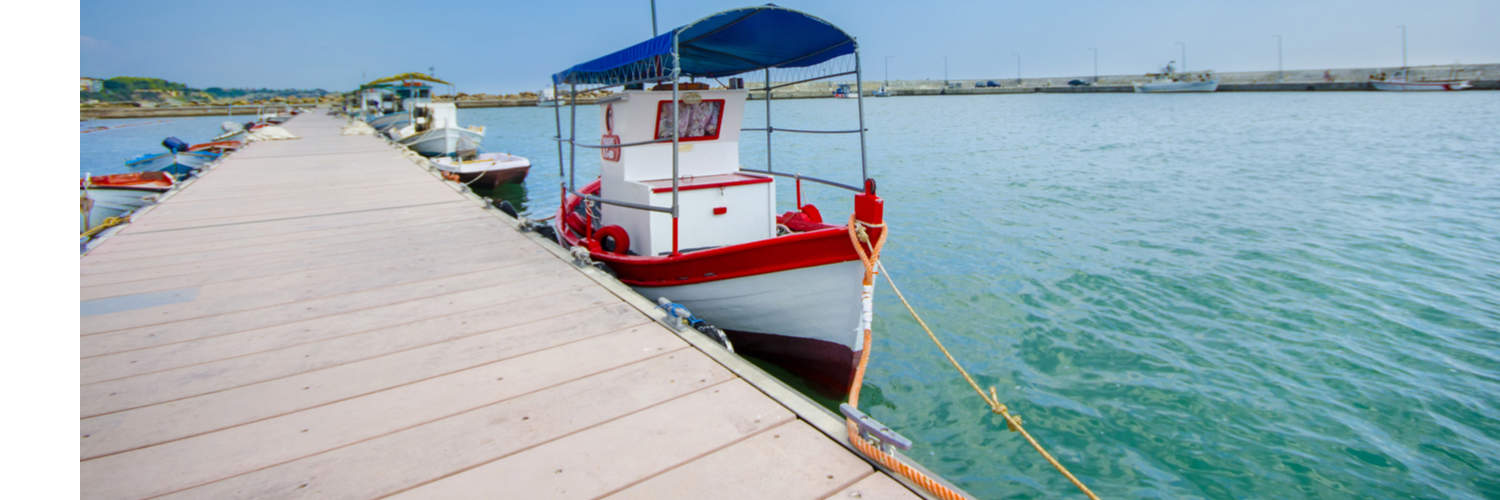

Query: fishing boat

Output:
[125, 137, 218, 178]
[873, 86, 891, 97]
[833, 83, 859, 98]
[1373, 69, 1471, 91]
[551, 5, 885, 397]
[1134, 63, 1218, 93]
[80, 171, 174, 233]
[432, 152, 531, 188]
[387, 102, 485, 157]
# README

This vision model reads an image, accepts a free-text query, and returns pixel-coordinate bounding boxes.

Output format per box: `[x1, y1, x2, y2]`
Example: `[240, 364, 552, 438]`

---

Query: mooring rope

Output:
[81, 216, 129, 239]
[845, 216, 1100, 500]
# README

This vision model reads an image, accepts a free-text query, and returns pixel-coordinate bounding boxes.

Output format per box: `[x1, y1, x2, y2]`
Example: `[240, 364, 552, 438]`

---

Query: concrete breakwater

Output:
[804, 62, 1500, 95]
[83, 62, 1500, 118]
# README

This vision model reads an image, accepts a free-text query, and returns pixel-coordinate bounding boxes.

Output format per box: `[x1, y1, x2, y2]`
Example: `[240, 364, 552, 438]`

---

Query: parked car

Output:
[1068, 79, 1092, 87]
[975, 80, 1000, 88]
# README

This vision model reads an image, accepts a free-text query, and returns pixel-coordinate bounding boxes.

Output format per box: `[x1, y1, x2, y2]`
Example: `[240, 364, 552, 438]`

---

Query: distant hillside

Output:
[81, 76, 330, 105]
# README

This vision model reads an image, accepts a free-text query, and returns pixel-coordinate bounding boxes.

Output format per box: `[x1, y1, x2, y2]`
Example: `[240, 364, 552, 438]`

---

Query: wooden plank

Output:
[80, 261, 555, 356]
[80, 226, 514, 293]
[82, 317, 684, 499]
[154, 343, 734, 500]
[81, 239, 548, 301]
[82, 311, 655, 459]
[822, 472, 922, 499]
[390, 380, 795, 500]
[602, 420, 882, 500]
[82, 264, 594, 383]
[79, 214, 496, 280]
[82, 285, 625, 417]
[79, 244, 551, 334]
[81, 206, 495, 265]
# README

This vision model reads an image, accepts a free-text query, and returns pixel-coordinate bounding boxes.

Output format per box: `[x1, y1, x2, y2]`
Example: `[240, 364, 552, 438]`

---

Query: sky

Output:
[79, 0, 1498, 93]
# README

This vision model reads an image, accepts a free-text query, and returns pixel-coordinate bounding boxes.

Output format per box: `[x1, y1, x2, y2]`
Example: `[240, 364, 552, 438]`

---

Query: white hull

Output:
[1372, 80, 1471, 91]
[398, 127, 484, 156]
[1134, 80, 1219, 93]
[431, 152, 531, 175]
[633, 260, 867, 353]
[81, 188, 161, 232]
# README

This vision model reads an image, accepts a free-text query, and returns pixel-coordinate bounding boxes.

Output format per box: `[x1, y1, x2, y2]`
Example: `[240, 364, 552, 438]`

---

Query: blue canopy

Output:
[552, 5, 856, 85]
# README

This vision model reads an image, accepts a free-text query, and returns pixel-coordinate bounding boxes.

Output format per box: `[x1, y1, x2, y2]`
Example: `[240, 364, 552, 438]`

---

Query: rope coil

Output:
[844, 216, 1100, 500]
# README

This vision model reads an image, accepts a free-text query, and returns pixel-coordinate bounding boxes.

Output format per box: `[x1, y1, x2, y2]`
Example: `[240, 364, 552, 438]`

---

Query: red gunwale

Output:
[557, 179, 882, 288]
[644, 173, 771, 193]
[83, 172, 174, 191]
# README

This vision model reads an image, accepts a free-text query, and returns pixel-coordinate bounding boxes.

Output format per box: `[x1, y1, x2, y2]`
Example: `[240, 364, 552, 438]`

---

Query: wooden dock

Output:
[80, 112, 931, 499]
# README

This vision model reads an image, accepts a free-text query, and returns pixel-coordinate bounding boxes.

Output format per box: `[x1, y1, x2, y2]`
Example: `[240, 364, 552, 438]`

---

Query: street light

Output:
[1014, 52, 1021, 85]
[884, 56, 893, 87]
[1175, 42, 1186, 72]
[1398, 25, 1407, 67]
[1090, 48, 1098, 83]
[1274, 35, 1283, 82]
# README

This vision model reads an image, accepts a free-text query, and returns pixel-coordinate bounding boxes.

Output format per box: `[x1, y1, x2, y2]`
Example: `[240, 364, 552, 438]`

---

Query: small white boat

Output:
[1134, 63, 1218, 93]
[81, 172, 174, 233]
[1134, 79, 1218, 93]
[387, 102, 485, 157]
[1373, 70, 1471, 91]
[432, 152, 531, 188]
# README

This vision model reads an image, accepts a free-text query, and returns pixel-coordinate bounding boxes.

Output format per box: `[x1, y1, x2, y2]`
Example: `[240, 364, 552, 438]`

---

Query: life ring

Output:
[588, 225, 630, 255]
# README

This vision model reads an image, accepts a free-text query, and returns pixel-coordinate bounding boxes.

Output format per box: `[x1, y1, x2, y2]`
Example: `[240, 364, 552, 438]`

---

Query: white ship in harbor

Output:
[1134, 63, 1218, 93]
[1372, 69, 1471, 91]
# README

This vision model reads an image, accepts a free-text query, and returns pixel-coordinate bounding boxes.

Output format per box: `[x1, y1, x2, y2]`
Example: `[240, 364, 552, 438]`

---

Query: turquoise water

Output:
[80, 94, 1500, 498]
[466, 92, 1500, 499]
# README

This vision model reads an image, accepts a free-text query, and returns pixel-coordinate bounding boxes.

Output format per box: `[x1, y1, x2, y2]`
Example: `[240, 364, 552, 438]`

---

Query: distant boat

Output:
[81, 171, 174, 233]
[386, 102, 484, 157]
[873, 86, 891, 97]
[833, 84, 859, 99]
[1133, 79, 1219, 93]
[1134, 63, 1218, 93]
[1373, 69, 1471, 91]
[432, 152, 531, 188]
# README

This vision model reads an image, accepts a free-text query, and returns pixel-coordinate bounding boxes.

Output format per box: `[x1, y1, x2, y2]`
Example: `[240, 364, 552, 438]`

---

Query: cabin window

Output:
[654, 100, 724, 142]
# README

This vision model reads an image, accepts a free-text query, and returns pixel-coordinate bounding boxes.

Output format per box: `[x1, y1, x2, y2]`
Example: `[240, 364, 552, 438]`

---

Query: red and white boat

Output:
[1373, 69, 1472, 91]
[551, 6, 883, 397]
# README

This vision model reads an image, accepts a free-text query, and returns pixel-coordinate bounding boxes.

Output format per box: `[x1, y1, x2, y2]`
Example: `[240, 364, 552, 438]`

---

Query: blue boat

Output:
[125, 137, 219, 178]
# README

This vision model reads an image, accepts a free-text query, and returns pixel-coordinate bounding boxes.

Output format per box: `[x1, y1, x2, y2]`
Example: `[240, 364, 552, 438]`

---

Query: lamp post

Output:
[885, 56, 893, 87]
[1014, 52, 1021, 85]
[1274, 35, 1283, 82]
[1175, 42, 1186, 72]
[1090, 47, 1098, 83]
[1398, 25, 1407, 67]
[943, 56, 949, 88]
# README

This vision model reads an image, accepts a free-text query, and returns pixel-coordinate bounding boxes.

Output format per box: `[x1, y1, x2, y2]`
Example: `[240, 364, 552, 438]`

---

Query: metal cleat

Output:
[840, 403, 912, 452]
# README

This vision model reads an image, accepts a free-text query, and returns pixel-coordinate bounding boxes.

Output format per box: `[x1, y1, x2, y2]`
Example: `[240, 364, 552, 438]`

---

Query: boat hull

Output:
[81, 187, 165, 233]
[433, 153, 532, 188]
[400, 127, 484, 157]
[1372, 80, 1471, 91]
[1134, 80, 1219, 93]
[633, 261, 867, 396]
[125, 151, 218, 178]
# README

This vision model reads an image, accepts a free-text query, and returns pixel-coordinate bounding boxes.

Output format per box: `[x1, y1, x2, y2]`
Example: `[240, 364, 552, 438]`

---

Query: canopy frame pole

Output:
[670, 35, 681, 257]
[552, 83, 564, 178]
[764, 68, 772, 174]
[569, 83, 577, 196]
[854, 47, 869, 185]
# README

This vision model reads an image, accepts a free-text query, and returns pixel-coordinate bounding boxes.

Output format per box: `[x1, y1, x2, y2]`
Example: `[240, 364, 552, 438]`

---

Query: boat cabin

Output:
[596, 88, 772, 256]
[393, 82, 432, 111]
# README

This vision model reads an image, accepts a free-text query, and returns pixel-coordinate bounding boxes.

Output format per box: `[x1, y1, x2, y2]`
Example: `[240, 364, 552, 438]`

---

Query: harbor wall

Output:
[82, 63, 1500, 118]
